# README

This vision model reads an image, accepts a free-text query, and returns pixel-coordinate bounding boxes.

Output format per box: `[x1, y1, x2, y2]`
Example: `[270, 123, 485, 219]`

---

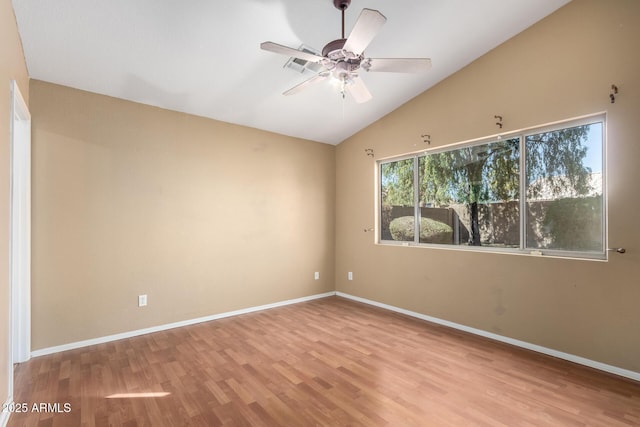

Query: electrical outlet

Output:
[348, 272, 353, 281]
[314, 272, 320, 280]
[138, 294, 147, 307]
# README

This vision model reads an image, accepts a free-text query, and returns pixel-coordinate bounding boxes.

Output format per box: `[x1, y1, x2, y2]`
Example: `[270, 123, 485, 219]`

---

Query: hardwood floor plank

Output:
[8, 296, 640, 426]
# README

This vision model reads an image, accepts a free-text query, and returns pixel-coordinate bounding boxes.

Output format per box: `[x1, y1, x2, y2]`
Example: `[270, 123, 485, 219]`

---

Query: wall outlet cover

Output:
[138, 294, 148, 307]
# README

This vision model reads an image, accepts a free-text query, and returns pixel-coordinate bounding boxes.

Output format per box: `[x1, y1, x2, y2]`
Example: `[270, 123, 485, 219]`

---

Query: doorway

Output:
[9, 80, 31, 391]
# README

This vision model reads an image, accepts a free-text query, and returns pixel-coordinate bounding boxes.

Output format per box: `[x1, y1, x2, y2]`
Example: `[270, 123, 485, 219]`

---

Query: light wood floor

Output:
[7, 296, 640, 426]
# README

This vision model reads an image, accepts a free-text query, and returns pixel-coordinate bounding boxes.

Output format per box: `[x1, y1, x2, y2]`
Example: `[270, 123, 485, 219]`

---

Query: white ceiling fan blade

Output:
[261, 42, 324, 63]
[283, 73, 329, 96]
[343, 9, 387, 56]
[346, 76, 372, 103]
[364, 58, 432, 73]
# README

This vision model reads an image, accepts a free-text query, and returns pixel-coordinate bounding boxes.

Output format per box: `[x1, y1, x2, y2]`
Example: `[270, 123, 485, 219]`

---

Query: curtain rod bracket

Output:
[610, 84, 618, 103]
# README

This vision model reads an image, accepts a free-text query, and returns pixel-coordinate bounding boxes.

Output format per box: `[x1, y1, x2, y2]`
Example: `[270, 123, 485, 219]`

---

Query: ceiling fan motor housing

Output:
[322, 38, 362, 64]
[322, 38, 346, 58]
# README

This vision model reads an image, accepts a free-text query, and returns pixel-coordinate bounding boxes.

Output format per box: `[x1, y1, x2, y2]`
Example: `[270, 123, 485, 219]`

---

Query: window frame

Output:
[377, 113, 607, 260]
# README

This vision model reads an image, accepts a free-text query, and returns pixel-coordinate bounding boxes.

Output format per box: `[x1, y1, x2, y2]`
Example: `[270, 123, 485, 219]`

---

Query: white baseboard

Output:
[29, 290, 640, 383]
[31, 292, 336, 358]
[1, 397, 12, 427]
[336, 291, 640, 382]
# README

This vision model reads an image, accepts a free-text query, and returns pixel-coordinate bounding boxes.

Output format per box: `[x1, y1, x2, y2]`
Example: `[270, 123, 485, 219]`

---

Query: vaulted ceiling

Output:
[13, 0, 570, 144]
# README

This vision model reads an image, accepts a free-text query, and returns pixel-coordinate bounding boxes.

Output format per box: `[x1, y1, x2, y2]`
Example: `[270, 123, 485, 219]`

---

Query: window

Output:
[379, 115, 605, 259]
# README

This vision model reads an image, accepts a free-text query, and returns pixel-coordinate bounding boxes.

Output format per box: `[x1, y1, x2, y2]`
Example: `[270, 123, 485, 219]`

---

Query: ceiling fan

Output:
[260, 0, 431, 103]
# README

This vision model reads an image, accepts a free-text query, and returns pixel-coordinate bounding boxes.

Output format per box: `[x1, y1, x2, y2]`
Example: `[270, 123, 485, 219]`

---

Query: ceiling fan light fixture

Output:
[332, 61, 356, 81]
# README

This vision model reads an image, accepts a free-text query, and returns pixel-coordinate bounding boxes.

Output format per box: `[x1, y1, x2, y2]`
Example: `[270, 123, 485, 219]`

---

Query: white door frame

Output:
[9, 80, 31, 394]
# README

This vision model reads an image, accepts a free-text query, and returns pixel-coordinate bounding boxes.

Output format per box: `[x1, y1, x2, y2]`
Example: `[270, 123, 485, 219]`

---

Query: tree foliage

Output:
[525, 126, 593, 198]
[381, 159, 413, 207]
[420, 138, 520, 207]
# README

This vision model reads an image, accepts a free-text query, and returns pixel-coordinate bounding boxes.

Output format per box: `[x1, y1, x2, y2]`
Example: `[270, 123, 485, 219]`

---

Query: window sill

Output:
[376, 240, 607, 262]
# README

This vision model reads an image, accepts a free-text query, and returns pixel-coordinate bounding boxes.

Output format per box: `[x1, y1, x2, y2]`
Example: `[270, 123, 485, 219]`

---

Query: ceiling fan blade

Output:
[343, 9, 387, 56]
[283, 73, 329, 96]
[261, 42, 324, 63]
[364, 58, 432, 73]
[346, 76, 372, 103]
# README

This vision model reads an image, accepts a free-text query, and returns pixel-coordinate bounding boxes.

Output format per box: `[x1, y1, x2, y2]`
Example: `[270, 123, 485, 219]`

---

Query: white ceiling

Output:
[13, 0, 570, 145]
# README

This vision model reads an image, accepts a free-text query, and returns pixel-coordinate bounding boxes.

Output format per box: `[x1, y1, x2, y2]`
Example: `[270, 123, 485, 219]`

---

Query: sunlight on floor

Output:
[105, 392, 171, 399]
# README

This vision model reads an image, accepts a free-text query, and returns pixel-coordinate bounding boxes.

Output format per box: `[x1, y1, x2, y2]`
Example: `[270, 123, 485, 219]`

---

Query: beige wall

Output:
[30, 80, 335, 350]
[336, 0, 640, 372]
[1, 0, 29, 409]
